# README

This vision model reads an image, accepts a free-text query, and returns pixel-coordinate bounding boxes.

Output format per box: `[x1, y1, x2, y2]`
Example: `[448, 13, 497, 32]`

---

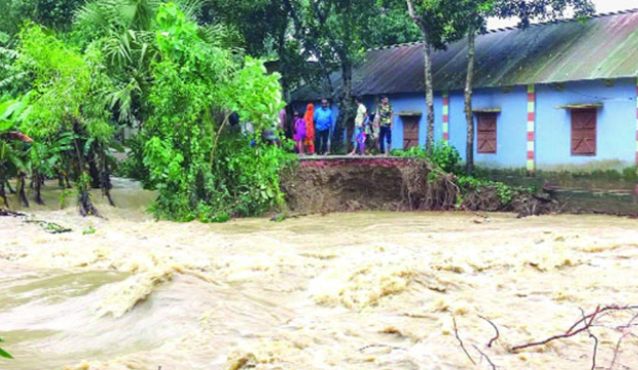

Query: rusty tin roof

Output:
[293, 9, 638, 101]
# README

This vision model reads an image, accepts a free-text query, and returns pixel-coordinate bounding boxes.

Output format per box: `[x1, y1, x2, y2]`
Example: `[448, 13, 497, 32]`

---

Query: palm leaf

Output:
[176, 0, 204, 20]
[0, 347, 12, 359]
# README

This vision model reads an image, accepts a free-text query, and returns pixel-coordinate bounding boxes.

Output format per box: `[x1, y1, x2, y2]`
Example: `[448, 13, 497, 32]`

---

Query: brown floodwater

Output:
[1, 179, 638, 370]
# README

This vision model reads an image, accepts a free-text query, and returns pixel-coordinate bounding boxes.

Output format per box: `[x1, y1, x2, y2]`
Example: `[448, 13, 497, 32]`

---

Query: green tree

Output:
[74, 0, 230, 128]
[198, 0, 280, 56]
[141, 3, 290, 221]
[0, 0, 86, 36]
[15, 25, 116, 215]
[285, 0, 420, 151]
[406, 0, 461, 153]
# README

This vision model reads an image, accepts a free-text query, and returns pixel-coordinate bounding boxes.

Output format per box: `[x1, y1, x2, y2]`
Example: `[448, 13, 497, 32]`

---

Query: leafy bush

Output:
[10, 25, 118, 214]
[457, 175, 534, 206]
[391, 140, 461, 173]
[429, 141, 462, 173]
[139, 4, 291, 222]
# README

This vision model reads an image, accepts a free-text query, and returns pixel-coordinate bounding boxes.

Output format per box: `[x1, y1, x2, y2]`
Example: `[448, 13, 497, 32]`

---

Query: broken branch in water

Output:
[358, 344, 407, 352]
[453, 315, 476, 365]
[25, 219, 72, 234]
[479, 315, 500, 348]
[512, 306, 602, 351]
[579, 308, 598, 370]
[1, 208, 71, 234]
[607, 311, 638, 369]
[472, 344, 498, 370]
[0, 208, 25, 217]
[512, 305, 638, 369]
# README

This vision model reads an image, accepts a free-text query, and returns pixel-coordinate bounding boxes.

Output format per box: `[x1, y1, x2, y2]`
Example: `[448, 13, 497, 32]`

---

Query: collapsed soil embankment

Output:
[282, 156, 558, 216]
[282, 157, 449, 214]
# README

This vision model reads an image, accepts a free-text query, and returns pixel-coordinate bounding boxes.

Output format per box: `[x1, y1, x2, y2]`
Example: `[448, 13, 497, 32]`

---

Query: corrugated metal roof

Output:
[293, 9, 638, 101]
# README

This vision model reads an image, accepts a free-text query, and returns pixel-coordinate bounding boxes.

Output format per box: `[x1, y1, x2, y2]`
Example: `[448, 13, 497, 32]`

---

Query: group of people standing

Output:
[289, 99, 334, 155]
[286, 96, 394, 156]
[348, 96, 394, 156]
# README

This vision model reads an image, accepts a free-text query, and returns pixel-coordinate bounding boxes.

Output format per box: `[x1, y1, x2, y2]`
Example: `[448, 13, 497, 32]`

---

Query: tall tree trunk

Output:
[18, 173, 29, 208]
[424, 43, 435, 153]
[465, 31, 476, 175]
[0, 173, 8, 208]
[407, 0, 435, 153]
[88, 155, 101, 188]
[334, 60, 353, 153]
[72, 120, 99, 217]
[6, 178, 15, 194]
[34, 171, 44, 205]
[99, 144, 114, 207]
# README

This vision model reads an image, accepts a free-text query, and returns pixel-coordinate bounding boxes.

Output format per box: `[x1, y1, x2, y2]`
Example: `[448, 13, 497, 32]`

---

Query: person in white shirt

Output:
[348, 97, 368, 156]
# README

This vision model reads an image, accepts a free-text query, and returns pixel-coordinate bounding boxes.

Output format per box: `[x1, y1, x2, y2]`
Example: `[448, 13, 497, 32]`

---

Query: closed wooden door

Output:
[403, 117, 420, 149]
[571, 109, 596, 155]
[477, 113, 497, 154]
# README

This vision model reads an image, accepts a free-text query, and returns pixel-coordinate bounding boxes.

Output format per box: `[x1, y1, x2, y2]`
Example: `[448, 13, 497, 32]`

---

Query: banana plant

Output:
[29, 132, 73, 205]
[0, 97, 32, 208]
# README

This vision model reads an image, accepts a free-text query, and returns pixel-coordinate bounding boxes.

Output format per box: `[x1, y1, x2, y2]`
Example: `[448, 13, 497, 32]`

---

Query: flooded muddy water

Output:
[1, 180, 638, 369]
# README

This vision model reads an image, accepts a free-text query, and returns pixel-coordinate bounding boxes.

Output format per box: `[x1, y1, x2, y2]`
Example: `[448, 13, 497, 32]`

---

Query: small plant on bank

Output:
[392, 141, 535, 207]
[457, 175, 515, 205]
[392, 140, 461, 174]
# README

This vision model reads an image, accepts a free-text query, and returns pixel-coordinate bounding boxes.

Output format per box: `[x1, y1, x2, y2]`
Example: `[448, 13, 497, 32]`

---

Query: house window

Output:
[571, 109, 597, 156]
[476, 113, 497, 154]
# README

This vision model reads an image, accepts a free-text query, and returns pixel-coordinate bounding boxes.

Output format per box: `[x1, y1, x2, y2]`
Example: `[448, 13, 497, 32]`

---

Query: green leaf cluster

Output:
[139, 4, 291, 221]
[391, 140, 461, 174]
[0, 337, 12, 359]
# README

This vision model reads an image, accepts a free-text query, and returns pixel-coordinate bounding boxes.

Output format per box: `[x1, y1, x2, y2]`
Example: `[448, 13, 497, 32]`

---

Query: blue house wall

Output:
[294, 78, 637, 171]
[385, 78, 637, 170]
[535, 79, 636, 170]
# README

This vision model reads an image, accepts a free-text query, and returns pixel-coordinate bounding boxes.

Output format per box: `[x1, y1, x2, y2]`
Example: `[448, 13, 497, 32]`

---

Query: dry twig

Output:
[473, 344, 498, 370]
[479, 315, 500, 348]
[579, 308, 598, 370]
[608, 311, 638, 369]
[453, 316, 476, 365]
[512, 306, 602, 351]
[358, 344, 407, 352]
[512, 304, 638, 370]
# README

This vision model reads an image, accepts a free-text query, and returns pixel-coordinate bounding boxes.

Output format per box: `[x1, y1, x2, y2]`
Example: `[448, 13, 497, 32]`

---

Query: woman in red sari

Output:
[303, 104, 315, 154]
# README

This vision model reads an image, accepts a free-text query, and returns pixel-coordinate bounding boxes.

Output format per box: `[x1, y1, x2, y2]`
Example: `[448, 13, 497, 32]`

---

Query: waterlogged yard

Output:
[1, 182, 638, 370]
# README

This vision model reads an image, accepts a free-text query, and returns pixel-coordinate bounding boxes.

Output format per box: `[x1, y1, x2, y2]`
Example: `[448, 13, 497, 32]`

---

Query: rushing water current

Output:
[1, 179, 638, 370]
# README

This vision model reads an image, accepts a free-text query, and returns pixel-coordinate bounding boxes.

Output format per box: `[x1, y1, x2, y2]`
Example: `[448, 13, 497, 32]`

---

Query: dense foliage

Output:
[1, 2, 293, 221]
[141, 4, 292, 221]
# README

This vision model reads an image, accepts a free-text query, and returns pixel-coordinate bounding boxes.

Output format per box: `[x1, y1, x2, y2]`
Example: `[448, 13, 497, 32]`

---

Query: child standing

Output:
[293, 111, 307, 155]
[349, 97, 368, 156]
